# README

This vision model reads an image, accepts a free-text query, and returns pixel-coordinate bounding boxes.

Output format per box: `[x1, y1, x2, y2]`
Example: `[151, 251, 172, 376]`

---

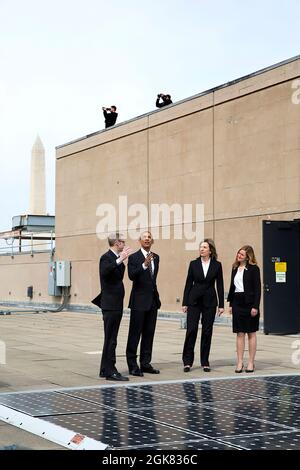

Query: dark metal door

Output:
[263, 220, 300, 334]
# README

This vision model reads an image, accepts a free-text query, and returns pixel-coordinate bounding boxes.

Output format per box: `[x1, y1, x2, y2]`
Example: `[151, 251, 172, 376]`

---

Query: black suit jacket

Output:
[182, 257, 224, 308]
[103, 110, 118, 128]
[156, 97, 173, 108]
[227, 264, 261, 310]
[92, 250, 125, 310]
[128, 249, 161, 311]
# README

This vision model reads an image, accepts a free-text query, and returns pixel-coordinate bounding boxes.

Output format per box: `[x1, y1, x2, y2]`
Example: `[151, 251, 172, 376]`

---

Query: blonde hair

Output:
[233, 245, 258, 269]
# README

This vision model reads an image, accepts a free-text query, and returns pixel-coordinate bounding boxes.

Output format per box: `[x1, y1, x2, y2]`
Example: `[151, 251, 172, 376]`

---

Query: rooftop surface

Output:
[0, 311, 299, 450]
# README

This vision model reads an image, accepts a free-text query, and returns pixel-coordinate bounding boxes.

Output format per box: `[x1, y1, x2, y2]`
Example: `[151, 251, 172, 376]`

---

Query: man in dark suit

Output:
[156, 93, 173, 108]
[92, 233, 132, 381]
[102, 105, 118, 128]
[126, 231, 161, 377]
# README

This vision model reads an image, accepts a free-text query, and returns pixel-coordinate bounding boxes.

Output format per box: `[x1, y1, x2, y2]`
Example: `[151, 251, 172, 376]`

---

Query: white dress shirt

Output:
[201, 259, 210, 278]
[141, 247, 155, 273]
[234, 268, 245, 292]
[110, 248, 122, 264]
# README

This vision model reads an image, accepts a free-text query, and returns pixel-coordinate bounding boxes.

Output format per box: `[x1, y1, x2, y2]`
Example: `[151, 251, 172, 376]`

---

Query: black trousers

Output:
[100, 309, 123, 377]
[126, 303, 158, 369]
[182, 303, 216, 367]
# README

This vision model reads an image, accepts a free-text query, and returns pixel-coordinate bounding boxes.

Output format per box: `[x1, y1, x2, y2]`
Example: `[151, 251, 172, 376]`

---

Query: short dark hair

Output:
[139, 230, 153, 240]
[111, 105, 117, 111]
[108, 232, 123, 246]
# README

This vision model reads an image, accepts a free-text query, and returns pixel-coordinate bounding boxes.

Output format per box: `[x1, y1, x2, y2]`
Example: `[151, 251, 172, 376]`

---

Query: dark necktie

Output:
[148, 256, 154, 278]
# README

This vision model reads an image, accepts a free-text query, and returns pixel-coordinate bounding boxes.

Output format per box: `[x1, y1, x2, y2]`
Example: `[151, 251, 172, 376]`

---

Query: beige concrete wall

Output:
[0, 252, 54, 303]
[214, 81, 300, 219]
[56, 58, 300, 311]
[1, 57, 300, 311]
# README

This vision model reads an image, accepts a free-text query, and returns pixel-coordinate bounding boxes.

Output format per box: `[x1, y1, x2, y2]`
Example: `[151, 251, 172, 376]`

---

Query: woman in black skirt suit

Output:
[227, 245, 261, 373]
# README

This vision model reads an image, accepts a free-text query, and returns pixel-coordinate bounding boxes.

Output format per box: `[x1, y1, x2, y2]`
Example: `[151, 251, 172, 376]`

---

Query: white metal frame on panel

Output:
[0, 404, 108, 450]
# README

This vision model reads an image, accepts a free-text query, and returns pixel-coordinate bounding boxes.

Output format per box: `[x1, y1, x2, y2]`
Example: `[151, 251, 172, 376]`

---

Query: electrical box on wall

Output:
[56, 261, 71, 287]
[48, 262, 62, 296]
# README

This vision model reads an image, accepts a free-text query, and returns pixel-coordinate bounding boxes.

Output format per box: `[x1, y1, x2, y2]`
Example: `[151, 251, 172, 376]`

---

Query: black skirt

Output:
[232, 293, 259, 333]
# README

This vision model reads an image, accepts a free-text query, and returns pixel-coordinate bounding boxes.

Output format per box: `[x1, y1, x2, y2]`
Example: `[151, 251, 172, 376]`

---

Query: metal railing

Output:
[0, 232, 55, 257]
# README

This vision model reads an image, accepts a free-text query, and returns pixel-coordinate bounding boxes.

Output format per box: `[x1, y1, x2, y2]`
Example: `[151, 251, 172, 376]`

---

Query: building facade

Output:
[1, 56, 300, 313]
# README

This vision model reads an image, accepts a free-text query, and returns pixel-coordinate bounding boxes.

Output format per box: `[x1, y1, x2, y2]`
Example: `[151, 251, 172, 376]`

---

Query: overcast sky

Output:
[0, 0, 299, 232]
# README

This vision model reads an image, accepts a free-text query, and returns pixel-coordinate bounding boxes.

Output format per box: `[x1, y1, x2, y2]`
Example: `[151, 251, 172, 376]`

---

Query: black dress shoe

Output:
[183, 365, 191, 372]
[129, 368, 144, 377]
[203, 366, 211, 372]
[106, 372, 129, 381]
[141, 365, 160, 374]
[100, 368, 117, 378]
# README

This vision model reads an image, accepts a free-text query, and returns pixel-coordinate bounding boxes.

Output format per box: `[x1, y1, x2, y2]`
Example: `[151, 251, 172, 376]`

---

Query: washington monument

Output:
[29, 135, 46, 214]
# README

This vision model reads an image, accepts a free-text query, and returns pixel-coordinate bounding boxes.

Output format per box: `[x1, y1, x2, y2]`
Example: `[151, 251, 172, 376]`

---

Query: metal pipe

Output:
[0, 287, 70, 315]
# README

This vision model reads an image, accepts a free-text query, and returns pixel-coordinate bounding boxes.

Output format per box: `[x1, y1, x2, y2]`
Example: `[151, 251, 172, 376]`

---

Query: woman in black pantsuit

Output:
[182, 239, 224, 372]
[227, 245, 261, 373]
